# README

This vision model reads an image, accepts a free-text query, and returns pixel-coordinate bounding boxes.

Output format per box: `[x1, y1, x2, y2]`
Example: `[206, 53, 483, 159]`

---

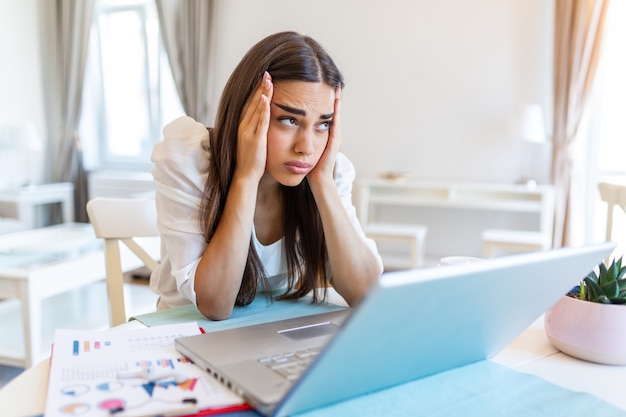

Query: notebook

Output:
[175, 242, 615, 417]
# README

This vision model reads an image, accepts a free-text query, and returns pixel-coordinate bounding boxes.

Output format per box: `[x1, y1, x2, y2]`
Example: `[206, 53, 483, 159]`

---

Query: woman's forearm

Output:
[311, 178, 383, 306]
[194, 175, 258, 319]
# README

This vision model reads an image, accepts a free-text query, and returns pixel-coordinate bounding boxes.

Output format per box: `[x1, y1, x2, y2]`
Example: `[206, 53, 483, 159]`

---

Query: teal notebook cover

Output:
[131, 291, 346, 333]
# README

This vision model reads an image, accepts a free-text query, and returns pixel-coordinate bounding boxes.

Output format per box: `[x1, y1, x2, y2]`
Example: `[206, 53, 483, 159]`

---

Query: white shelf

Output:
[357, 179, 555, 260]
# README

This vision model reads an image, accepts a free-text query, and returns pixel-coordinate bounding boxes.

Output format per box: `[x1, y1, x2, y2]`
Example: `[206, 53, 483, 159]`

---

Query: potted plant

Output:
[544, 256, 626, 365]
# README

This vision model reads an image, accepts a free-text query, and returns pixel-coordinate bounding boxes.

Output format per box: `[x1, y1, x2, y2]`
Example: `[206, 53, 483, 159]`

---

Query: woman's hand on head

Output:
[308, 87, 342, 189]
[235, 72, 274, 182]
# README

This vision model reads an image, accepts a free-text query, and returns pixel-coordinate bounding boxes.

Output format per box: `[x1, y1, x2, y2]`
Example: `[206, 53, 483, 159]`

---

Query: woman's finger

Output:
[240, 72, 271, 130]
[236, 72, 273, 179]
[254, 77, 273, 136]
[328, 86, 342, 151]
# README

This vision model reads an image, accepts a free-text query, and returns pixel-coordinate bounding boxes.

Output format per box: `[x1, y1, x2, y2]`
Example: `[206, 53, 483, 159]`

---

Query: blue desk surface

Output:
[132, 294, 626, 417]
[219, 360, 626, 416]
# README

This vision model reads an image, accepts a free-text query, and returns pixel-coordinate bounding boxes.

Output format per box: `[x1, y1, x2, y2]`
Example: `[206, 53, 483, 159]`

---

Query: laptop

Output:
[175, 242, 615, 416]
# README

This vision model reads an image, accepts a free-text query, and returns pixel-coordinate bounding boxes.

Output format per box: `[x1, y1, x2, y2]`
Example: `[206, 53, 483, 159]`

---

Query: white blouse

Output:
[150, 116, 380, 309]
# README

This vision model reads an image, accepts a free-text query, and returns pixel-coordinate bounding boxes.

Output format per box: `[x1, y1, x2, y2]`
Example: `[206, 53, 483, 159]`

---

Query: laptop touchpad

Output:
[278, 322, 339, 341]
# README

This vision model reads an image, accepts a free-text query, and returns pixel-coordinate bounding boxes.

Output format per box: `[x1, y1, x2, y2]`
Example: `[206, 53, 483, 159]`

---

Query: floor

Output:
[0, 271, 157, 390]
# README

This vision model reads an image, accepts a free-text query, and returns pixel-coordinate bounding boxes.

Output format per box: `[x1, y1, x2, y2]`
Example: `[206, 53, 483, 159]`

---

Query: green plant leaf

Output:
[584, 276, 604, 301]
[607, 260, 620, 283]
[617, 259, 626, 281]
[579, 258, 626, 304]
[598, 262, 609, 285]
[595, 295, 611, 304]
[579, 280, 587, 300]
[601, 280, 620, 299]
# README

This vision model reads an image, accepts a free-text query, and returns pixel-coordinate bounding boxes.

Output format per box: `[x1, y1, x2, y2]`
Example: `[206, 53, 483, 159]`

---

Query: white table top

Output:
[2, 317, 625, 417]
[493, 318, 626, 411]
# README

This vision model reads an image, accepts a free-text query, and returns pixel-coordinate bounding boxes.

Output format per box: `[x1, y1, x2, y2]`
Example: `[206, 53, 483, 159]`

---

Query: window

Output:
[586, 0, 626, 254]
[595, 1, 626, 177]
[80, 0, 184, 170]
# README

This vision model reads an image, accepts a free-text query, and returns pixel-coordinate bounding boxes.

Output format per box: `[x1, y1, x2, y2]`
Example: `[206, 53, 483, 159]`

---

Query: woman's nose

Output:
[294, 129, 315, 155]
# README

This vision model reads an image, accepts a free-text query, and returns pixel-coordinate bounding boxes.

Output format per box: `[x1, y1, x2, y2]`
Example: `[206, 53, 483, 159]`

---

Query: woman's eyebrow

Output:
[273, 103, 305, 116]
[272, 102, 334, 120]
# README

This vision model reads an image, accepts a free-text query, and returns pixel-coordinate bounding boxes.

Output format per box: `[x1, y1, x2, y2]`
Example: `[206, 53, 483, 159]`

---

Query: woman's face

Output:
[265, 80, 335, 187]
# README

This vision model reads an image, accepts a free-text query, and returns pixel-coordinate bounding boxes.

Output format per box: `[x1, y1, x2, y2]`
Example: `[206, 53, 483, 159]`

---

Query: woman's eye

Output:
[317, 121, 332, 131]
[279, 117, 297, 127]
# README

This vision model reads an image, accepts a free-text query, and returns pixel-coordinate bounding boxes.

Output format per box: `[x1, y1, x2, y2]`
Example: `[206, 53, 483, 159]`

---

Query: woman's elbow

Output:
[196, 298, 234, 321]
[341, 272, 380, 307]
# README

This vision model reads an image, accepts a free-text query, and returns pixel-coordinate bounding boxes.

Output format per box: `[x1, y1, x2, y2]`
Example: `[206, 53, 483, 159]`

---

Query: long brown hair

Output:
[200, 31, 345, 306]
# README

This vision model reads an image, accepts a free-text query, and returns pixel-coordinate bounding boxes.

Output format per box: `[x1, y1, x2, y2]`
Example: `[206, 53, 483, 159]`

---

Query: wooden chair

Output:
[599, 182, 626, 241]
[86, 197, 160, 326]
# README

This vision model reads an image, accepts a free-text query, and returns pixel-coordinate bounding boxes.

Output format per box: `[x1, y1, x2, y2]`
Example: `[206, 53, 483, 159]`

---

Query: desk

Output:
[3, 315, 626, 417]
[0, 182, 74, 228]
[356, 179, 555, 259]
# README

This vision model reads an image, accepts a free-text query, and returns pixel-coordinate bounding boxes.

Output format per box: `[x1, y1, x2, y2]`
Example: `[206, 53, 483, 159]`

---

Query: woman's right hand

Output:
[235, 71, 273, 182]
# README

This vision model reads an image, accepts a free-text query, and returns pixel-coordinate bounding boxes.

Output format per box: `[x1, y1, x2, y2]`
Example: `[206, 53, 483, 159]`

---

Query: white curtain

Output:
[156, 0, 215, 125]
[39, 0, 93, 223]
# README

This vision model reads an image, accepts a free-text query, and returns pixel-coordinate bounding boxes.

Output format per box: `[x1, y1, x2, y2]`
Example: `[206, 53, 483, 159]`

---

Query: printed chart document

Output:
[45, 322, 246, 417]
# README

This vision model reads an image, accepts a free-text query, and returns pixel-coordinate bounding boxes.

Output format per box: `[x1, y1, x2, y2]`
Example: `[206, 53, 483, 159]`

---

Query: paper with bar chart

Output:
[44, 322, 243, 417]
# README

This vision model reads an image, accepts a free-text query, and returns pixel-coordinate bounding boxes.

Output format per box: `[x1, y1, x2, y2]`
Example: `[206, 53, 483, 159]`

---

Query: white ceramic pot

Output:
[545, 295, 626, 365]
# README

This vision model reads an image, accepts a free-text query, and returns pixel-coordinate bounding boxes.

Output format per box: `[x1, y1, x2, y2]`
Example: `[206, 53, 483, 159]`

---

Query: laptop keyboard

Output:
[258, 347, 323, 381]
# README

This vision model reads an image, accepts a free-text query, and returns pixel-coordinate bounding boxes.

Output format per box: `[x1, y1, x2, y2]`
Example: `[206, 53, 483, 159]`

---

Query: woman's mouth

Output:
[284, 161, 313, 175]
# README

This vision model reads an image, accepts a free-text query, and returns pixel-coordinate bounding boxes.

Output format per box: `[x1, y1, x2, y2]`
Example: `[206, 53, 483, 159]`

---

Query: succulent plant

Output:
[573, 256, 626, 304]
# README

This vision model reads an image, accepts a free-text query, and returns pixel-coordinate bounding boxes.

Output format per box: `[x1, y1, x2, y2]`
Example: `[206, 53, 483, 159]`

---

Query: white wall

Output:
[209, 0, 554, 184]
[0, 0, 45, 187]
[205, 0, 555, 259]
[0, 0, 554, 257]
[0, 0, 553, 186]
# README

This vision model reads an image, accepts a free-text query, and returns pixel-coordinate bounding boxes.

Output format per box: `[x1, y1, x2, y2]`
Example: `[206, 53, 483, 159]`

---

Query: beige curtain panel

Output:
[551, 0, 610, 247]
[39, 0, 93, 222]
[156, 0, 215, 125]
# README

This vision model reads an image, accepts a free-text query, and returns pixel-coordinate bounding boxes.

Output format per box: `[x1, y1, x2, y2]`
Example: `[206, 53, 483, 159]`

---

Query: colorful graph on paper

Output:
[44, 322, 243, 417]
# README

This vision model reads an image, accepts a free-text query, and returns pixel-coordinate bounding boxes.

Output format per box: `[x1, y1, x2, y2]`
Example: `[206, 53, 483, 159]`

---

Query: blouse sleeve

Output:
[334, 153, 384, 271]
[150, 116, 209, 307]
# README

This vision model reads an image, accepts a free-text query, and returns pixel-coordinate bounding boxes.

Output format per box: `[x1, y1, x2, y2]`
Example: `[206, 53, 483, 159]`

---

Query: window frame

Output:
[81, 0, 182, 171]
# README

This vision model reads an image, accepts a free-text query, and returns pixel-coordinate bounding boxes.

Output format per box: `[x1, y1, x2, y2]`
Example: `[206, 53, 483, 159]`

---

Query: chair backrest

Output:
[86, 197, 160, 326]
[598, 182, 626, 241]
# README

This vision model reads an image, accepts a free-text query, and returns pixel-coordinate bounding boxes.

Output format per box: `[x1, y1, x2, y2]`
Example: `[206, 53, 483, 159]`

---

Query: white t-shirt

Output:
[150, 116, 380, 309]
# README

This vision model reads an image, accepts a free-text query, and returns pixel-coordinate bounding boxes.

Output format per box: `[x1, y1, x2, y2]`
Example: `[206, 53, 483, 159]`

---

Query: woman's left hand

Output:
[308, 87, 342, 188]
[306, 86, 383, 306]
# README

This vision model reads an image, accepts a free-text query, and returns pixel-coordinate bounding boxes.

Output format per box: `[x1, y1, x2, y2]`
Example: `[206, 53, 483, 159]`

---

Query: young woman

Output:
[150, 31, 383, 320]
